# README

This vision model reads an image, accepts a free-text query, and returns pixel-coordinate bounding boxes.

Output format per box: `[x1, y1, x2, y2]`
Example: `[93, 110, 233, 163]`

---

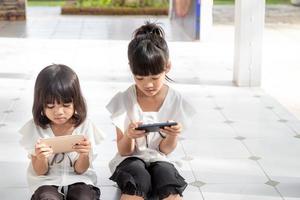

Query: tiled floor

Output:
[1, 6, 300, 200]
[0, 7, 191, 41]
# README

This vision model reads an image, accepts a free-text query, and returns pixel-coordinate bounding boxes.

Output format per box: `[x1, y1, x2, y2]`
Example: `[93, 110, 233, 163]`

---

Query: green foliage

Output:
[266, 0, 290, 4]
[27, 0, 169, 7]
[214, 0, 290, 4]
[28, 0, 66, 6]
[76, 0, 169, 8]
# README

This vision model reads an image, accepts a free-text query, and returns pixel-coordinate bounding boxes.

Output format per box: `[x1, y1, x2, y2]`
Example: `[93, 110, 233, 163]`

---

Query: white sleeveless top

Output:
[106, 84, 195, 173]
[19, 119, 105, 193]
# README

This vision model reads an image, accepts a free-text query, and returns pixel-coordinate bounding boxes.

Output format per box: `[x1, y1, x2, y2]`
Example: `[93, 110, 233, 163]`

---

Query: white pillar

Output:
[168, 0, 173, 19]
[199, 0, 213, 41]
[233, 0, 265, 86]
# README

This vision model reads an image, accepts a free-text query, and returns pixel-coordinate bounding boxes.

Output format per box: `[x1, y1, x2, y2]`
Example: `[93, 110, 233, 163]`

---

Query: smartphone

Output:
[40, 135, 84, 154]
[135, 122, 178, 133]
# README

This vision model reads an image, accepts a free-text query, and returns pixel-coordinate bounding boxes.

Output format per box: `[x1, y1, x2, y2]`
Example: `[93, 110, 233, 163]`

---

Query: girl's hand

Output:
[125, 122, 146, 139]
[73, 137, 91, 155]
[35, 140, 53, 160]
[160, 121, 182, 138]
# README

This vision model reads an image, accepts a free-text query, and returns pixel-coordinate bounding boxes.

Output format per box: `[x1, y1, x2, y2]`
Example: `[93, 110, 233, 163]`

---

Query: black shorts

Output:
[110, 157, 187, 200]
[31, 182, 100, 200]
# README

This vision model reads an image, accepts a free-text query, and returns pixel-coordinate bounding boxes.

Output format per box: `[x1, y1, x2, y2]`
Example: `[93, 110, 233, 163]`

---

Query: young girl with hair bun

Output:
[106, 22, 195, 200]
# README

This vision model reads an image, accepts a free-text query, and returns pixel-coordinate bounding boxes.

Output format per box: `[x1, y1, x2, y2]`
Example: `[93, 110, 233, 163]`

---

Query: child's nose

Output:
[54, 106, 64, 114]
[145, 81, 154, 87]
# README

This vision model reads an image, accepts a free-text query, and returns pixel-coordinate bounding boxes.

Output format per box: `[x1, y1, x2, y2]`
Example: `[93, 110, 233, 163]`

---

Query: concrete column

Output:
[0, 0, 26, 21]
[168, 0, 173, 19]
[199, 0, 213, 41]
[233, 0, 265, 86]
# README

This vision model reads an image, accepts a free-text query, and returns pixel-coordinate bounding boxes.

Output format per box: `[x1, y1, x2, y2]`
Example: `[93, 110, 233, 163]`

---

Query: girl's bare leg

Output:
[120, 194, 144, 200]
[163, 194, 182, 200]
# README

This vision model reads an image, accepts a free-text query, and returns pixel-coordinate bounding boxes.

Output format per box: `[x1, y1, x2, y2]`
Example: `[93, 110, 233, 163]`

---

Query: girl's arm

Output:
[159, 122, 182, 155]
[32, 142, 52, 175]
[74, 154, 90, 174]
[159, 135, 178, 155]
[73, 137, 91, 174]
[31, 155, 49, 175]
[116, 127, 135, 156]
[116, 122, 145, 156]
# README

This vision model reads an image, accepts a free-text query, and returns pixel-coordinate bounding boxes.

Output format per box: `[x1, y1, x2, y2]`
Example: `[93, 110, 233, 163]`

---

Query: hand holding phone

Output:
[135, 122, 178, 133]
[35, 141, 53, 160]
[72, 137, 91, 155]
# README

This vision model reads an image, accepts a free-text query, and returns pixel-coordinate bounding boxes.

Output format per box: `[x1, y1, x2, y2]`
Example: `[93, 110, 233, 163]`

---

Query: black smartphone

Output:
[135, 122, 178, 133]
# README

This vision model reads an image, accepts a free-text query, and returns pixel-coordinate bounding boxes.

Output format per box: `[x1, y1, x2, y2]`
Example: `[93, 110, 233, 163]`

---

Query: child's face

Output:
[44, 101, 74, 126]
[134, 72, 165, 97]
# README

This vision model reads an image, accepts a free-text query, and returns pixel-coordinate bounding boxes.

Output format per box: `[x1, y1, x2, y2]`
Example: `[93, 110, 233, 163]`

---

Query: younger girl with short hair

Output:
[20, 64, 105, 200]
[106, 22, 195, 200]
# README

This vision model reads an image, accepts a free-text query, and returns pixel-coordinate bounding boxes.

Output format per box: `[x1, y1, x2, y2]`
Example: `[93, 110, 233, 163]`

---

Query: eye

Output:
[46, 104, 54, 109]
[63, 103, 72, 107]
[152, 77, 160, 80]
[135, 76, 144, 81]
[151, 75, 161, 80]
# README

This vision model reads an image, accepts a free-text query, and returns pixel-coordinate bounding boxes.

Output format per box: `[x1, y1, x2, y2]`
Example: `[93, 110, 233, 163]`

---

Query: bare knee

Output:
[120, 194, 144, 200]
[163, 194, 182, 200]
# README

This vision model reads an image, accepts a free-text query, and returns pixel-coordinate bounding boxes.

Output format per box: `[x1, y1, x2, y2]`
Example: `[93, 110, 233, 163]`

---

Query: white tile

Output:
[201, 184, 282, 200]
[0, 162, 28, 187]
[0, 142, 28, 162]
[277, 182, 300, 200]
[182, 139, 250, 158]
[190, 158, 267, 184]
[94, 161, 115, 187]
[286, 121, 300, 135]
[0, 187, 31, 200]
[183, 185, 204, 200]
[192, 111, 226, 124]
[231, 121, 296, 138]
[185, 122, 236, 139]
[221, 105, 279, 122]
[99, 186, 120, 200]
[245, 138, 300, 160]
[257, 158, 300, 184]
[94, 140, 118, 161]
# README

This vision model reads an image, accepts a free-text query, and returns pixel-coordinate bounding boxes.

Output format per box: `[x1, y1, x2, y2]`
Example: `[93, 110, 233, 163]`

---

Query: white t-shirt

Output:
[106, 84, 196, 173]
[19, 119, 105, 193]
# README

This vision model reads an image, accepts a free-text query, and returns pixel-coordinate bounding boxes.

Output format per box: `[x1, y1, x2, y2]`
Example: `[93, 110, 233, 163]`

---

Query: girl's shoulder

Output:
[19, 119, 35, 131]
[74, 118, 95, 133]
[164, 86, 196, 120]
[19, 119, 45, 136]
[19, 119, 47, 151]
[110, 85, 135, 100]
[75, 118, 105, 143]
[165, 86, 185, 103]
[106, 85, 135, 112]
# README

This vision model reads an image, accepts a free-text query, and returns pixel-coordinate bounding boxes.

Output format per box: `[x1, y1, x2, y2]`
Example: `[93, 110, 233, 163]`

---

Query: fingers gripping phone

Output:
[135, 122, 178, 133]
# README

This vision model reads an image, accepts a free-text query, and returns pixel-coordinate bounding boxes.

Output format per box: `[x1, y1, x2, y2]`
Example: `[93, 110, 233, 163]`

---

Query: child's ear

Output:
[165, 61, 171, 73]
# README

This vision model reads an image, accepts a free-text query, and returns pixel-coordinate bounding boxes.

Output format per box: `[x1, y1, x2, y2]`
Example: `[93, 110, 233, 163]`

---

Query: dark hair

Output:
[32, 64, 87, 129]
[128, 21, 171, 79]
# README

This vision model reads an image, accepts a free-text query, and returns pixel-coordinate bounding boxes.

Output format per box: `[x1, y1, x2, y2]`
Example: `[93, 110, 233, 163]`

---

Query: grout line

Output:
[259, 96, 300, 137]
[179, 141, 206, 200]
[208, 89, 286, 200]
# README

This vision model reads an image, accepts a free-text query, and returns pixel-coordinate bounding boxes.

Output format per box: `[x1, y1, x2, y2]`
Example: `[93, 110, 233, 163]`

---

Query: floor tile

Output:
[0, 187, 31, 200]
[201, 184, 282, 200]
[182, 139, 250, 158]
[191, 158, 268, 184]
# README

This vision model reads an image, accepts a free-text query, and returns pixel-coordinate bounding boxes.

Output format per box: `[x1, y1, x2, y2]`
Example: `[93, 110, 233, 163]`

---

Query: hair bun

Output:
[134, 21, 165, 38]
